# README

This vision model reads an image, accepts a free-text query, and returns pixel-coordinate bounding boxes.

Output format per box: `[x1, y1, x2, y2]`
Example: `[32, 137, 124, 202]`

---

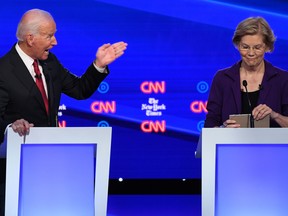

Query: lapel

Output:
[224, 60, 278, 112]
[224, 61, 242, 113]
[258, 60, 278, 104]
[9, 47, 48, 113]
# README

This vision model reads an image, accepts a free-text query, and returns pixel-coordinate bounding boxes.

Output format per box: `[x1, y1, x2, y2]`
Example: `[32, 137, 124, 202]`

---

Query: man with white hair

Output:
[0, 8, 127, 215]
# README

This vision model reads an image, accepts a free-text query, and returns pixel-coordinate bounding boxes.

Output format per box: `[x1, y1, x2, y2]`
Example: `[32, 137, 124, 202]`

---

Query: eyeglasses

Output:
[239, 43, 266, 53]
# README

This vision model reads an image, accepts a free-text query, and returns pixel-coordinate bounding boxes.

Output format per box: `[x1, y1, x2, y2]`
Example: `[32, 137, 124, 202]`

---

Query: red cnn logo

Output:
[58, 120, 67, 127]
[140, 81, 166, 94]
[91, 101, 116, 114]
[140, 120, 166, 132]
[190, 101, 208, 113]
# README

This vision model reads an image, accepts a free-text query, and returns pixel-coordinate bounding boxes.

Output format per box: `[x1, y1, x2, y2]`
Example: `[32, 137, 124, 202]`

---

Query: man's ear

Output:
[26, 34, 34, 47]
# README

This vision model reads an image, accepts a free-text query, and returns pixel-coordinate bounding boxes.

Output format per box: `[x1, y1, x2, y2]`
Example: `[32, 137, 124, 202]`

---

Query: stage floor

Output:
[107, 195, 201, 216]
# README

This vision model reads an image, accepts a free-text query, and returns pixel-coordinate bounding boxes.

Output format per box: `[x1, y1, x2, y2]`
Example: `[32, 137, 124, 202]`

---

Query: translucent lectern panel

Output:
[5, 127, 112, 216]
[18, 144, 95, 216]
[215, 144, 288, 216]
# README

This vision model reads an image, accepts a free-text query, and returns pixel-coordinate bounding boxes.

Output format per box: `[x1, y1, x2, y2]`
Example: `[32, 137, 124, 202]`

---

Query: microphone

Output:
[242, 80, 254, 128]
[35, 73, 42, 79]
[259, 84, 263, 90]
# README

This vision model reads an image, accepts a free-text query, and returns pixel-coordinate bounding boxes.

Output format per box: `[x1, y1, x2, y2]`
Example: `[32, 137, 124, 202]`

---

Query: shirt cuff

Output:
[93, 62, 107, 73]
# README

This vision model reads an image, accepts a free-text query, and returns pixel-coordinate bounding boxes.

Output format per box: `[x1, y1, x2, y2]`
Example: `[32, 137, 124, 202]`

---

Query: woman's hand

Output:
[222, 119, 241, 128]
[252, 104, 272, 121]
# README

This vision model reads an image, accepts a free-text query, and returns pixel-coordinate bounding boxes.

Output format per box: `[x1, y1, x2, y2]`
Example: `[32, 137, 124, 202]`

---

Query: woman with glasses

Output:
[204, 16, 288, 128]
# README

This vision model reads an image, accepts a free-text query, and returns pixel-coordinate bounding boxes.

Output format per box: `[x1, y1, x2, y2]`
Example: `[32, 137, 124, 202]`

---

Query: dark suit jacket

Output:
[0, 45, 109, 143]
[204, 60, 288, 127]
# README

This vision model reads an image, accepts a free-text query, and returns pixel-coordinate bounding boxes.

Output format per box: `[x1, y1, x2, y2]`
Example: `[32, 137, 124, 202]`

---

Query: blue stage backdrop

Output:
[1, 0, 288, 180]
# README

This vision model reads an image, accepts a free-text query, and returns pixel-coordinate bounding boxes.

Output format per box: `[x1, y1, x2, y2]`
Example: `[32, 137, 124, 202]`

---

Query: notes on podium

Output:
[229, 113, 270, 128]
[195, 114, 270, 158]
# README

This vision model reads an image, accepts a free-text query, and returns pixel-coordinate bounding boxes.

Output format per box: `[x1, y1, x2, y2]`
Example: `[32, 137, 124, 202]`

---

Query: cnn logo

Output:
[141, 120, 166, 132]
[190, 100, 207, 113]
[91, 101, 116, 113]
[140, 81, 166, 94]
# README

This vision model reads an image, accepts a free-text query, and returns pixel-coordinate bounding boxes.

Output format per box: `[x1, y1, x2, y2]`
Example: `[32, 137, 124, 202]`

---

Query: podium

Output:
[201, 128, 288, 216]
[0, 127, 112, 216]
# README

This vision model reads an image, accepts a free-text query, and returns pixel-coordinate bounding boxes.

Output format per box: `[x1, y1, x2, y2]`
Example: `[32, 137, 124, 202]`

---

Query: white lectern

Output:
[202, 128, 288, 216]
[1, 127, 112, 216]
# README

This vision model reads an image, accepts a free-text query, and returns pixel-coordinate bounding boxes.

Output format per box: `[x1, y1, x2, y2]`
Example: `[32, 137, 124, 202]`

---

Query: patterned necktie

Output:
[33, 60, 49, 114]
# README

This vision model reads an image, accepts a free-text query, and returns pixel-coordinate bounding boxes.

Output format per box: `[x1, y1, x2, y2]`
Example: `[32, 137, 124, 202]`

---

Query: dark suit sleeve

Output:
[204, 71, 224, 127]
[63, 64, 109, 99]
[46, 54, 109, 100]
[0, 60, 14, 143]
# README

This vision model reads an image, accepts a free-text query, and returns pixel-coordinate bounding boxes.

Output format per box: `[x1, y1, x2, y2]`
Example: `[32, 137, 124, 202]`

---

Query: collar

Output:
[15, 43, 35, 71]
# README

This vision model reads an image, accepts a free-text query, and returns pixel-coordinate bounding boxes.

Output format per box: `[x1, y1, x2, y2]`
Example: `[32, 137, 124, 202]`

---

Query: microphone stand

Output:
[249, 110, 254, 128]
[242, 80, 254, 128]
